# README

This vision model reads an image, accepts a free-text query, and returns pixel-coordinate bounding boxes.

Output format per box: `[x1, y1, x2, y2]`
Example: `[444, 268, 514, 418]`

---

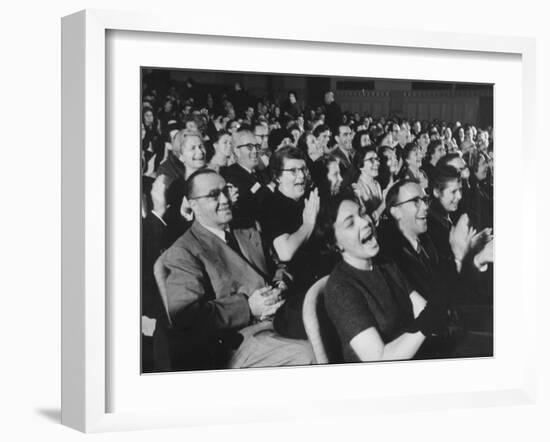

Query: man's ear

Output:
[187, 197, 198, 211]
[433, 187, 441, 199]
[389, 206, 401, 221]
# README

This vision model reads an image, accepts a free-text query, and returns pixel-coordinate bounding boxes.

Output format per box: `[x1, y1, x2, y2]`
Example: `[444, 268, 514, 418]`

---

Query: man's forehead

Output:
[446, 180, 462, 190]
[184, 135, 202, 146]
[339, 126, 352, 135]
[196, 173, 225, 190]
[254, 125, 268, 135]
[233, 131, 255, 144]
[399, 182, 424, 200]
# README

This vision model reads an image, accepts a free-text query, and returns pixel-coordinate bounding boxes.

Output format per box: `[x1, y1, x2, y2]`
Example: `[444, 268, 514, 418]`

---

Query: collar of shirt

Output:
[151, 210, 167, 226]
[200, 222, 227, 243]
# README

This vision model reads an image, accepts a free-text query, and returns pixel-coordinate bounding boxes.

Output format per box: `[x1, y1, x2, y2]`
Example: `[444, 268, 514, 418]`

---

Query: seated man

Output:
[378, 178, 493, 358]
[378, 179, 457, 309]
[221, 128, 272, 229]
[160, 169, 314, 370]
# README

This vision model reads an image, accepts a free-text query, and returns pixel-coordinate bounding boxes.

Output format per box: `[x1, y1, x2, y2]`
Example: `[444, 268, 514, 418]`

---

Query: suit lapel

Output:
[191, 222, 268, 280]
[234, 228, 269, 278]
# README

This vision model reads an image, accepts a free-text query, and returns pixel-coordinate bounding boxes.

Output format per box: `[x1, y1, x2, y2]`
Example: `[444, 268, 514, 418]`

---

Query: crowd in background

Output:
[141, 75, 494, 372]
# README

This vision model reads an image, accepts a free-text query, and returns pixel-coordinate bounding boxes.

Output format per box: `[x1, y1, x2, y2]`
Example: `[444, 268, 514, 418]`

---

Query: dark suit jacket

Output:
[427, 200, 455, 263]
[221, 163, 271, 228]
[142, 212, 169, 320]
[378, 220, 459, 308]
[332, 147, 353, 173]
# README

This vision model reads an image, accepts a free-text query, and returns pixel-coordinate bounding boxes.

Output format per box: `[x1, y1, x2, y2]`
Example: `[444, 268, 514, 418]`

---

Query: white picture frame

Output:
[61, 9, 537, 433]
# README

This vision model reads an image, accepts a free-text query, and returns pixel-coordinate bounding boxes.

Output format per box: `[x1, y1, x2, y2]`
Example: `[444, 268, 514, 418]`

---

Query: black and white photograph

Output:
[140, 68, 494, 373]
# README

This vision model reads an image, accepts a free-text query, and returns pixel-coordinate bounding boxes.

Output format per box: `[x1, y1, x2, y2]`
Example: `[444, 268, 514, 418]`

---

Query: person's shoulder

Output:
[427, 204, 446, 227]
[263, 189, 288, 209]
[223, 163, 250, 184]
[163, 225, 200, 260]
[220, 162, 239, 177]
[326, 261, 354, 293]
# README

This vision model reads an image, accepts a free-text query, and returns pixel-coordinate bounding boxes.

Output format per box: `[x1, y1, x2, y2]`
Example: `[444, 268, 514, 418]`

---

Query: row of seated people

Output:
[142, 123, 493, 372]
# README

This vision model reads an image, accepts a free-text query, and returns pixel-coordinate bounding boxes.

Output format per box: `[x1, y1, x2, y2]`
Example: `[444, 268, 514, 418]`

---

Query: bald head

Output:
[232, 129, 260, 170]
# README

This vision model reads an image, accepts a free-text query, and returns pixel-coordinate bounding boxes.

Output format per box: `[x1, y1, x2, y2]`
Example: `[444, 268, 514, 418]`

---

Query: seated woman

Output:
[297, 130, 323, 172]
[260, 147, 325, 339]
[466, 150, 493, 230]
[351, 129, 372, 157]
[206, 129, 234, 172]
[157, 129, 208, 246]
[319, 193, 447, 362]
[398, 142, 429, 190]
[377, 145, 400, 191]
[310, 154, 344, 202]
[422, 140, 446, 189]
[351, 148, 386, 222]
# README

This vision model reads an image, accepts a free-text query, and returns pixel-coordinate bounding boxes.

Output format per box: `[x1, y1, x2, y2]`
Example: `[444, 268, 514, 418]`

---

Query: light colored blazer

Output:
[161, 221, 269, 332]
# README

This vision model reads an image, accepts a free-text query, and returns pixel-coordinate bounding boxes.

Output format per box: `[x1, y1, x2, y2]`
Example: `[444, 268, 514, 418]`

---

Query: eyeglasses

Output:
[235, 143, 261, 151]
[281, 167, 308, 177]
[392, 195, 430, 208]
[189, 185, 232, 201]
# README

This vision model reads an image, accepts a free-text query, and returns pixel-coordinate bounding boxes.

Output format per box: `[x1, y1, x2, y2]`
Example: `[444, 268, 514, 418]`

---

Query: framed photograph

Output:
[62, 9, 537, 433]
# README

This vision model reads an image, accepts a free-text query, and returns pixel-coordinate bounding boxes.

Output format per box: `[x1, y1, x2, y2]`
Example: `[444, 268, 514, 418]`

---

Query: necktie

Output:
[225, 230, 242, 257]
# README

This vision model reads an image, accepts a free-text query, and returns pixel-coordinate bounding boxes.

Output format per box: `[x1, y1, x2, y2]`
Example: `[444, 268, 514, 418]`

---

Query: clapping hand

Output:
[248, 286, 285, 321]
[151, 175, 168, 218]
[474, 239, 494, 269]
[469, 227, 493, 254]
[302, 187, 320, 228]
[227, 183, 239, 204]
[449, 213, 472, 263]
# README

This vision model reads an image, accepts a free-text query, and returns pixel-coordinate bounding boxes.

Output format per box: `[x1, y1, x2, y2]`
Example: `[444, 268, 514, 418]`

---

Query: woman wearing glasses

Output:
[260, 146, 325, 339]
[319, 192, 447, 362]
[351, 148, 386, 223]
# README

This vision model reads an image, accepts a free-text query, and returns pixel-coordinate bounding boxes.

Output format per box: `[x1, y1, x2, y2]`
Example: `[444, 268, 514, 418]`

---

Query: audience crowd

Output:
[141, 76, 494, 372]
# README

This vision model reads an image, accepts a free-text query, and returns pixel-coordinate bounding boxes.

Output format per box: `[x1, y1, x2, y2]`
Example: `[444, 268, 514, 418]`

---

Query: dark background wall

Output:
[145, 69, 493, 127]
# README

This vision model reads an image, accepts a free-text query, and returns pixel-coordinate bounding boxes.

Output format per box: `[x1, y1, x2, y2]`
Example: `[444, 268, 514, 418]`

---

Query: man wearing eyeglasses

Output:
[160, 169, 314, 370]
[377, 179, 467, 358]
[378, 178, 493, 358]
[221, 129, 272, 229]
[379, 179, 452, 306]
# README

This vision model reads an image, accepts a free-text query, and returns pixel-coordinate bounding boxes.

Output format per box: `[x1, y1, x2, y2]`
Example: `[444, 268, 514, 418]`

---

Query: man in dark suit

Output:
[378, 179, 493, 358]
[141, 175, 172, 372]
[161, 169, 313, 370]
[322, 90, 342, 134]
[331, 124, 354, 176]
[221, 129, 272, 229]
[378, 179, 457, 308]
